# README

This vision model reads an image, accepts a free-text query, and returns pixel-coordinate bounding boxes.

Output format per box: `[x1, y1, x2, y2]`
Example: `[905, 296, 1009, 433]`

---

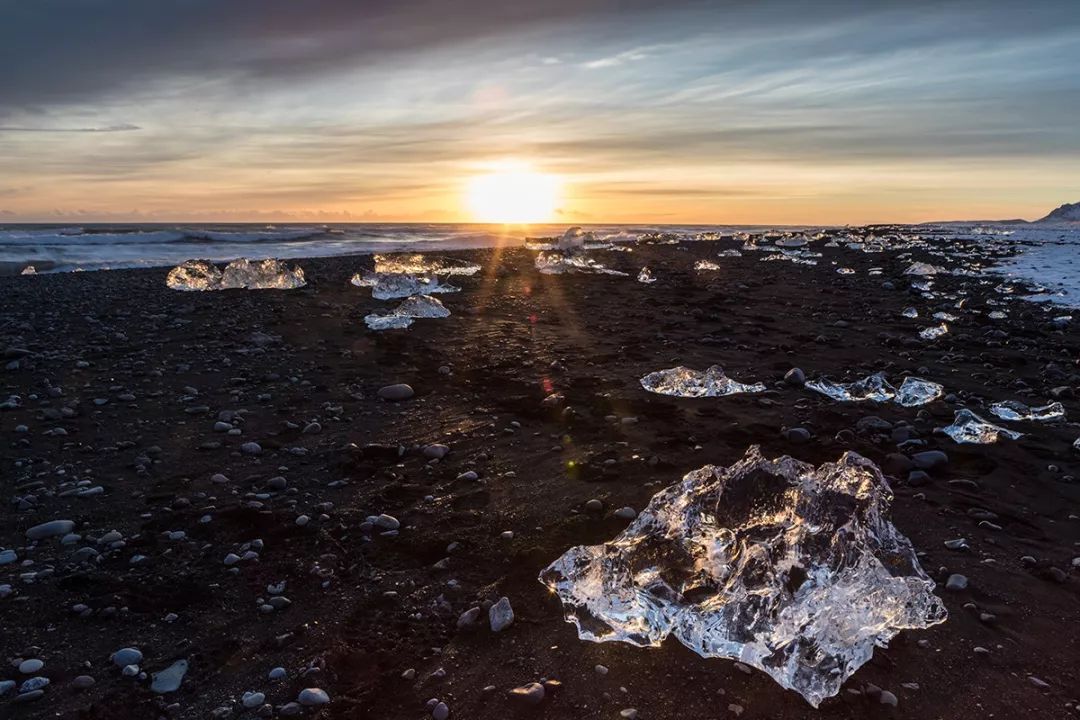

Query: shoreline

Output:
[1, 239, 1078, 718]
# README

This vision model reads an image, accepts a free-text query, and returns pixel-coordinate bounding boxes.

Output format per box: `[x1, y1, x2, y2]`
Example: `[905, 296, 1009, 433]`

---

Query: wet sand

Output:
[1, 237, 1078, 719]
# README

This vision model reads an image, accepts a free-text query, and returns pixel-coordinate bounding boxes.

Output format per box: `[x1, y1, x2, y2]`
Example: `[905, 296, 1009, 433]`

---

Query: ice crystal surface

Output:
[535, 251, 627, 276]
[166, 258, 305, 291]
[364, 294, 450, 331]
[895, 377, 944, 407]
[373, 254, 480, 276]
[637, 267, 656, 284]
[694, 259, 722, 271]
[540, 446, 947, 708]
[941, 409, 1022, 444]
[370, 274, 458, 300]
[806, 373, 896, 403]
[919, 324, 948, 340]
[640, 366, 765, 397]
[988, 400, 1065, 422]
[905, 262, 946, 275]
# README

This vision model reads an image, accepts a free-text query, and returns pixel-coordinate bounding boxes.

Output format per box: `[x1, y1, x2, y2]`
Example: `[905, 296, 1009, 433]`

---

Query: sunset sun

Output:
[467, 163, 560, 223]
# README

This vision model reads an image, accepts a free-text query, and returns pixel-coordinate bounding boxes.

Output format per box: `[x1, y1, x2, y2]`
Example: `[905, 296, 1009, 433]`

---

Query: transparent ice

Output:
[373, 254, 480, 276]
[20, 265, 36, 275]
[806, 373, 896, 403]
[904, 262, 946, 275]
[364, 294, 450, 331]
[717, 249, 743, 258]
[988, 400, 1065, 423]
[540, 446, 947, 708]
[637, 267, 656, 284]
[166, 259, 223, 291]
[694, 259, 723, 271]
[640, 366, 765, 397]
[941, 409, 1022, 444]
[535, 251, 627, 276]
[901, 307, 919, 318]
[370, 274, 459, 300]
[919, 324, 948, 340]
[895, 377, 944, 406]
[220, 258, 306, 290]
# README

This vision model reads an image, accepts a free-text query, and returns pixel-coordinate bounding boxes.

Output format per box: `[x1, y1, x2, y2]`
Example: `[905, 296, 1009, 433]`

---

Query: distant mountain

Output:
[1036, 201, 1080, 224]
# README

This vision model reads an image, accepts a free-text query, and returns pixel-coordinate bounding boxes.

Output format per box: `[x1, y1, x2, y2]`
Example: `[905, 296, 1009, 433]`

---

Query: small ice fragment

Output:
[717, 249, 742, 257]
[539, 446, 947, 708]
[640, 366, 765, 398]
[933, 312, 958, 322]
[895, 377, 944, 407]
[919, 324, 948, 340]
[988, 311, 1006, 320]
[694, 259, 723, 271]
[637, 267, 656, 284]
[988, 400, 1065, 423]
[215, 258, 305, 290]
[774, 237, 807, 248]
[941, 409, 1022, 444]
[905, 262, 946, 275]
[535, 251, 627, 276]
[364, 294, 450, 331]
[805, 373, 896, 403]
[902, 307, 919, 318]
[371, 274, 458, 300]
[166, 259, 224, 291]
[836, 267, 855, 275]
[20, 265, 36, 275]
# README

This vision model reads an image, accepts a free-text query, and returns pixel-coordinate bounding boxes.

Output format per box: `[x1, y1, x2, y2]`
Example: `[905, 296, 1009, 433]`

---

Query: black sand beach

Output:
[2, 237, 1078, 719]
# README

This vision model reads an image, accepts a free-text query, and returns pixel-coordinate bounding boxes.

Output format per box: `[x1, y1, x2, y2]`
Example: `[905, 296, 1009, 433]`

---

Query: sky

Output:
[1, 0, 1079, 225]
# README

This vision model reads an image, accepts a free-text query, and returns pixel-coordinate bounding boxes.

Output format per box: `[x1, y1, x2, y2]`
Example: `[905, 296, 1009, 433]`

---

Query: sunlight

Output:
[466, 162, 560, 223]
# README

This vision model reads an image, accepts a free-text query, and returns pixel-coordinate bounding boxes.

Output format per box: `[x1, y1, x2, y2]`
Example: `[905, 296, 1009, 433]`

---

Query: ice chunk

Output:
[526, 226, 608, 252]
[637, 267, 656, 284]
[932, 312, 958, 321]
[988, 310, 1006, 320]
[640, 366, 765, 397]
[895, 377, 944, 407]
[540, 446, 947, 708]
[364, 294, 450, 331]
[535, 251, 627, 276]
[919, 324, 948, 340]
[941, 409, 1022, 444]
[20, 265, 36, 275]
[373, 254, 480, 276]
[220, 258, 306, 290]
[717, 249, 742, 258]
[694, 259, 723, 271]
[836, 267, 855, 275]
[774, 236, 807, 248]
[988, 400, 1065, 423]
[371, 274, 458, 300]
[901, 307, 919, 318]
[806, 373, 896, 403]
[905, 262, 946, 275]
[166, 259, 224, 291]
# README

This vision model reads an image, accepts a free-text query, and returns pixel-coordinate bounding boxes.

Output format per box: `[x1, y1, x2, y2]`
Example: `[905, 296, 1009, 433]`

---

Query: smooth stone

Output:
[0, 549, 17, 565]
[912, 450, 949, 470]
[509, 682, 545, 705]
[374, 514, 400, 530]
[26, 519, 75, 540]
[585, 499, 603, 512]
[240, 442, 262, 455]
[72, 675, 96, 690]
[489, 596, 514, 632]
[0, 680, 14, 695]
[242, 691, 266, 708]
[298, 688, 330, 706]
[269, 667, 287, 681]
[784, 427, 811, 443]
[614, 507, 637, 521]
[432, 701, 450, 720]
[13, 689, 44, 703]
[378, 384, 415, 401]
[18, 659, 44, 674]
[112, 647, 143, 667]
[423, 444, 450, 459]
[151, 659, 188, 694]
[784, 367, 806, 386]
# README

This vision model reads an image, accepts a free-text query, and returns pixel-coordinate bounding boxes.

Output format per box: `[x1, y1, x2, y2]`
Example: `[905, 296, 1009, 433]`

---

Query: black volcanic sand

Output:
[1, 237, 1079, 720]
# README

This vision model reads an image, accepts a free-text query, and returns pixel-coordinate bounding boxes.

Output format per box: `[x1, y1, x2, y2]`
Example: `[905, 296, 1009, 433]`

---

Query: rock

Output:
[784, 427, 811, 443]
[151, 660, 188, 694]
[71, 675, 96, 690]
[457, 607, 481, 629]
[242, 691, 266, 708]
[298, 688, 330, 706]
[0, 549, 17, 565]
[423, 444, 450, 459]
[111, 647, 143, 667]
[378, 384, 415, 401]
[784, 368, 806, 386]
[906, 470, 931, 487]
[266, 476, 288, 491]
[302, 422, 322, 434]
[432, 701, 450, 720]
[374, 514, 400, 530]
[269, 667, 287, 681]
[489, 596, 514, 632]
[614, 506, 637, 521]
[18, 659, 43, 674]
[945, 574, 968, 591]
[879, 690, 898, 706]
[1029, 676, 1050, 689]
[12, 689, 44, 703]
[585, 499, 603, 512]
[509, 682, 545, 705]
[26, 519, 75, 540]
[240, 442, 262, 455]
[0, 680, 14, 695]
[855, 416, 892, 434]
[912, 450, 948, 471]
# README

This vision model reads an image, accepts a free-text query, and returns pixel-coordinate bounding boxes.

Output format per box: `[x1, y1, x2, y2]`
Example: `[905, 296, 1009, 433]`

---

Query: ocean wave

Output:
[0, 226, 330, 246]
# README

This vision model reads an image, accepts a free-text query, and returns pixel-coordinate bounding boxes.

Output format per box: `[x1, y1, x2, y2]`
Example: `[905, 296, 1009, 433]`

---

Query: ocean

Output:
[3, 222, 1079, 307]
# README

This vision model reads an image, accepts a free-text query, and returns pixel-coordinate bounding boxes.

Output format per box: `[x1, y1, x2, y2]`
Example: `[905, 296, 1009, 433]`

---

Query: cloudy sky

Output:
[2, 0, 1079, 224]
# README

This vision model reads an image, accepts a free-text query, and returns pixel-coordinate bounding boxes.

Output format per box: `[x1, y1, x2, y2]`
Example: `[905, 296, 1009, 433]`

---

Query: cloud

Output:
[0, 123, 140, 133]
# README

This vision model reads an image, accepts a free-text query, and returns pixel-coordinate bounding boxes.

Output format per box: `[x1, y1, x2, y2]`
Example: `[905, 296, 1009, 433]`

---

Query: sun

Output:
[466, 163, 560, 224]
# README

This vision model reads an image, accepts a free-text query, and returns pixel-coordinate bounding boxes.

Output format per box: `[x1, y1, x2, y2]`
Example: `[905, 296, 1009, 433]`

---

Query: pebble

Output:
[151, 659, 188, 693]
[242, 691, 266, 708]
[585, 499, 603, 512]
[784, 367, 806, 386]
[423, 444, 450, 459]
[614, 507, 637, 521]
[509, 682, 545, 705]
[912, 450, 948, 470]
[26, 519, 75, 540]
[489, 596, 514, 632]
[378, 384, 415, 401]
[18, 659, 43, 674]
[240, 442, 263, 455]
[269, 667, 287, 681]
[0, 549, 17, 565]
[432, 701, 450, 720]
[298, 688, 330, 706]
[374, 514, 400, 530]
[879, 690, 898, 706]
[112, 647, 143, 667]
[71, 675, 95, 690]
[784, 427, 811, 443]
